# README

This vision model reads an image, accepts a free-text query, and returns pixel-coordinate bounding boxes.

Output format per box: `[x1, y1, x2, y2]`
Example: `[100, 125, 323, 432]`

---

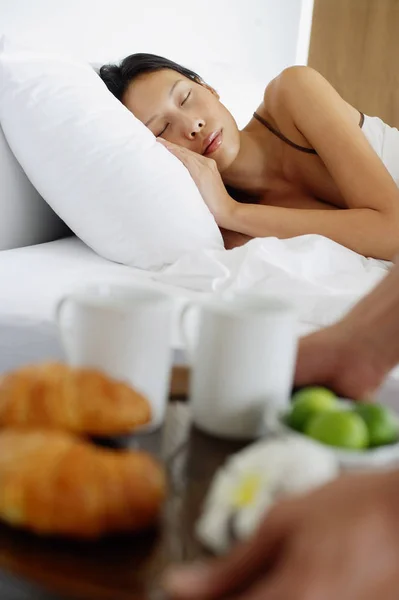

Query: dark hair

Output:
[99, 53, 203, 101]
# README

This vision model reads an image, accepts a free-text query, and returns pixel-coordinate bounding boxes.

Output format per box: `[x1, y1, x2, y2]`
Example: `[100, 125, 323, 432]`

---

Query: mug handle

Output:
[55, 296, 68, 326]
[179, 302, 198, 363]
[55, 296, 73, 362]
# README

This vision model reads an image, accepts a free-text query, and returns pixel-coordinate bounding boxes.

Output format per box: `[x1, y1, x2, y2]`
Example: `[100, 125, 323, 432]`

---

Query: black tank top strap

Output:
[253, 110, 366, 155]
[253, 112, 317, 154]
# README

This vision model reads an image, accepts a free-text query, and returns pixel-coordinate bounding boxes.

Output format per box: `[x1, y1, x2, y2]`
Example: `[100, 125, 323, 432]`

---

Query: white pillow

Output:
[0, 43, 223, 269]
[0, 124, 67, 250]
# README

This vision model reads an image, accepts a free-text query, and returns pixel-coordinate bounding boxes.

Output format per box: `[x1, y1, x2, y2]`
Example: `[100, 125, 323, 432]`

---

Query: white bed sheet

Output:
[153, 234, 390, 331]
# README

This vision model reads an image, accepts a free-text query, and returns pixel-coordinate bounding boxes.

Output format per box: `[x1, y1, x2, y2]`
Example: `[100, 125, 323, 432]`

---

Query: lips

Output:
[203, 130, 223, 156]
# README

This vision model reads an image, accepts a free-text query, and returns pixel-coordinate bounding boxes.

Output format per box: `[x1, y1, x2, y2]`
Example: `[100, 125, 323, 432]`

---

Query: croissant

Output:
[0, 429, 166, 538]
[0, 362, 151, 435]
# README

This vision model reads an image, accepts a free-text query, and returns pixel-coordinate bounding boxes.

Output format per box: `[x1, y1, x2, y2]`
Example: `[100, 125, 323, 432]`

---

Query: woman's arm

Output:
[223, 67, 399, 259]
[223, 203, 397, 259]
[220, 228, 253, 249]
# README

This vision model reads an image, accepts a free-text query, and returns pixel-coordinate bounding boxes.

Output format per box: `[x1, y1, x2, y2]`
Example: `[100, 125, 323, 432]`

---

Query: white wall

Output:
[0, 0, 312, 126]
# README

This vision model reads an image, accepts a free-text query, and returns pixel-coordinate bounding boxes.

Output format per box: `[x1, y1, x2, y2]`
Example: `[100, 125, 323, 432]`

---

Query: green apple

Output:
[287, 387, 338, 432]
[354, 403, 399, 447]
[306, 410, 369, 450]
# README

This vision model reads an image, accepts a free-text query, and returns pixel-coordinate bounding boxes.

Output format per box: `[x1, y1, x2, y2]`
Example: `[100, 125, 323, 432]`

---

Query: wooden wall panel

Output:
[308, 0, 399, 127]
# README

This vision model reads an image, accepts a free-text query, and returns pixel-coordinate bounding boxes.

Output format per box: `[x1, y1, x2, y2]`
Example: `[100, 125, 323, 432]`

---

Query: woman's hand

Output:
[163, 471, 399, 600]
[157, 138, 236, 226]
[296, 258, 399, 399]
[295, 323, 387, 400]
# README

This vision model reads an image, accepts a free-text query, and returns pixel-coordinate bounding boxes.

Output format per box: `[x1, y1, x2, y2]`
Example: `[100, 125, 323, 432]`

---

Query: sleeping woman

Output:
[99, 54, 399, 260]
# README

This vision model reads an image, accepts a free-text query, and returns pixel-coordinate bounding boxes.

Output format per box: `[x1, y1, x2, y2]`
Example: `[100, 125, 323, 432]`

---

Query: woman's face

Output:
[122, 68, 240, 172]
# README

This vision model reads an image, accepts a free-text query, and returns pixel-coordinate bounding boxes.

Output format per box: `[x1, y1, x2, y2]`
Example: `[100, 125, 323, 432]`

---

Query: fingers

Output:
[163, 543, 261, 600]
[163, 508, 289, 599]
[157, 138, 192, 168]
[156, 137, 174, 149]
[157, 138, 206, 162]
[157, 138, 187, 154]
[228, 568, 322, 600]
[157, 137, 180, 154]
[226, 572, 288, 600]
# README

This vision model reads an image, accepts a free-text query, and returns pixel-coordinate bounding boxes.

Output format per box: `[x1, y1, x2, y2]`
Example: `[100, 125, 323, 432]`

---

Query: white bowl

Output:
[266, 400, 399, 471]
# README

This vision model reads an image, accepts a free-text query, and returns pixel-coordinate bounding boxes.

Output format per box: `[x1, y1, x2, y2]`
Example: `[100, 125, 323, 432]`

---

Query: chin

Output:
[215, 122, 240, 172]
[216, 144, 239, 173]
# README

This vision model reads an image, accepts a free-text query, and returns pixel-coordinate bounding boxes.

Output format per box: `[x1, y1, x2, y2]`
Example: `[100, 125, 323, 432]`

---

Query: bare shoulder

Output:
[262, 66, 358, 131]
[263, 66, 323, 112]
[257, 67, 318, 138]
[264, 65, 314, 93]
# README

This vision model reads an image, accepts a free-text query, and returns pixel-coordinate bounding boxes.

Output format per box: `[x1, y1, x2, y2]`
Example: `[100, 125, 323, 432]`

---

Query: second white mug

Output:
[181, 294, 298, 439]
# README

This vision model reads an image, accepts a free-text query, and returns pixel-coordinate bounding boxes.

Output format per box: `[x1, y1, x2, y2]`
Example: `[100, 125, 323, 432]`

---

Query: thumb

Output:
[294, 331, 333, 388]
[157, 137, 173, 150]
[162, 507, 289, 599]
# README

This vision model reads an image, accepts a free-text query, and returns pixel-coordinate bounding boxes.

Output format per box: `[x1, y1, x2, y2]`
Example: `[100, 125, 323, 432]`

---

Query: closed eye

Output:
[181, 91, 191, 106]
[157, 123, 169, 137]
[157, 91, 191, 136]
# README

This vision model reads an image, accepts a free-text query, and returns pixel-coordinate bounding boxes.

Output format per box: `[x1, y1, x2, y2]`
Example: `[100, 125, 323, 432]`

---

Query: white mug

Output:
[56, 284, 175, 429]
[181, 294, 298, 439]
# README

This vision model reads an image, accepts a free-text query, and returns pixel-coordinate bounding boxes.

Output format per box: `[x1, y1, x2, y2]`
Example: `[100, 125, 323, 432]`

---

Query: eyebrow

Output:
[145, 79, 183, 127]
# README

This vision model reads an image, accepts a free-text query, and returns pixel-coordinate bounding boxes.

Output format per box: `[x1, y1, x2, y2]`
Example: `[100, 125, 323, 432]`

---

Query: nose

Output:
[187, 118, 205, 139]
